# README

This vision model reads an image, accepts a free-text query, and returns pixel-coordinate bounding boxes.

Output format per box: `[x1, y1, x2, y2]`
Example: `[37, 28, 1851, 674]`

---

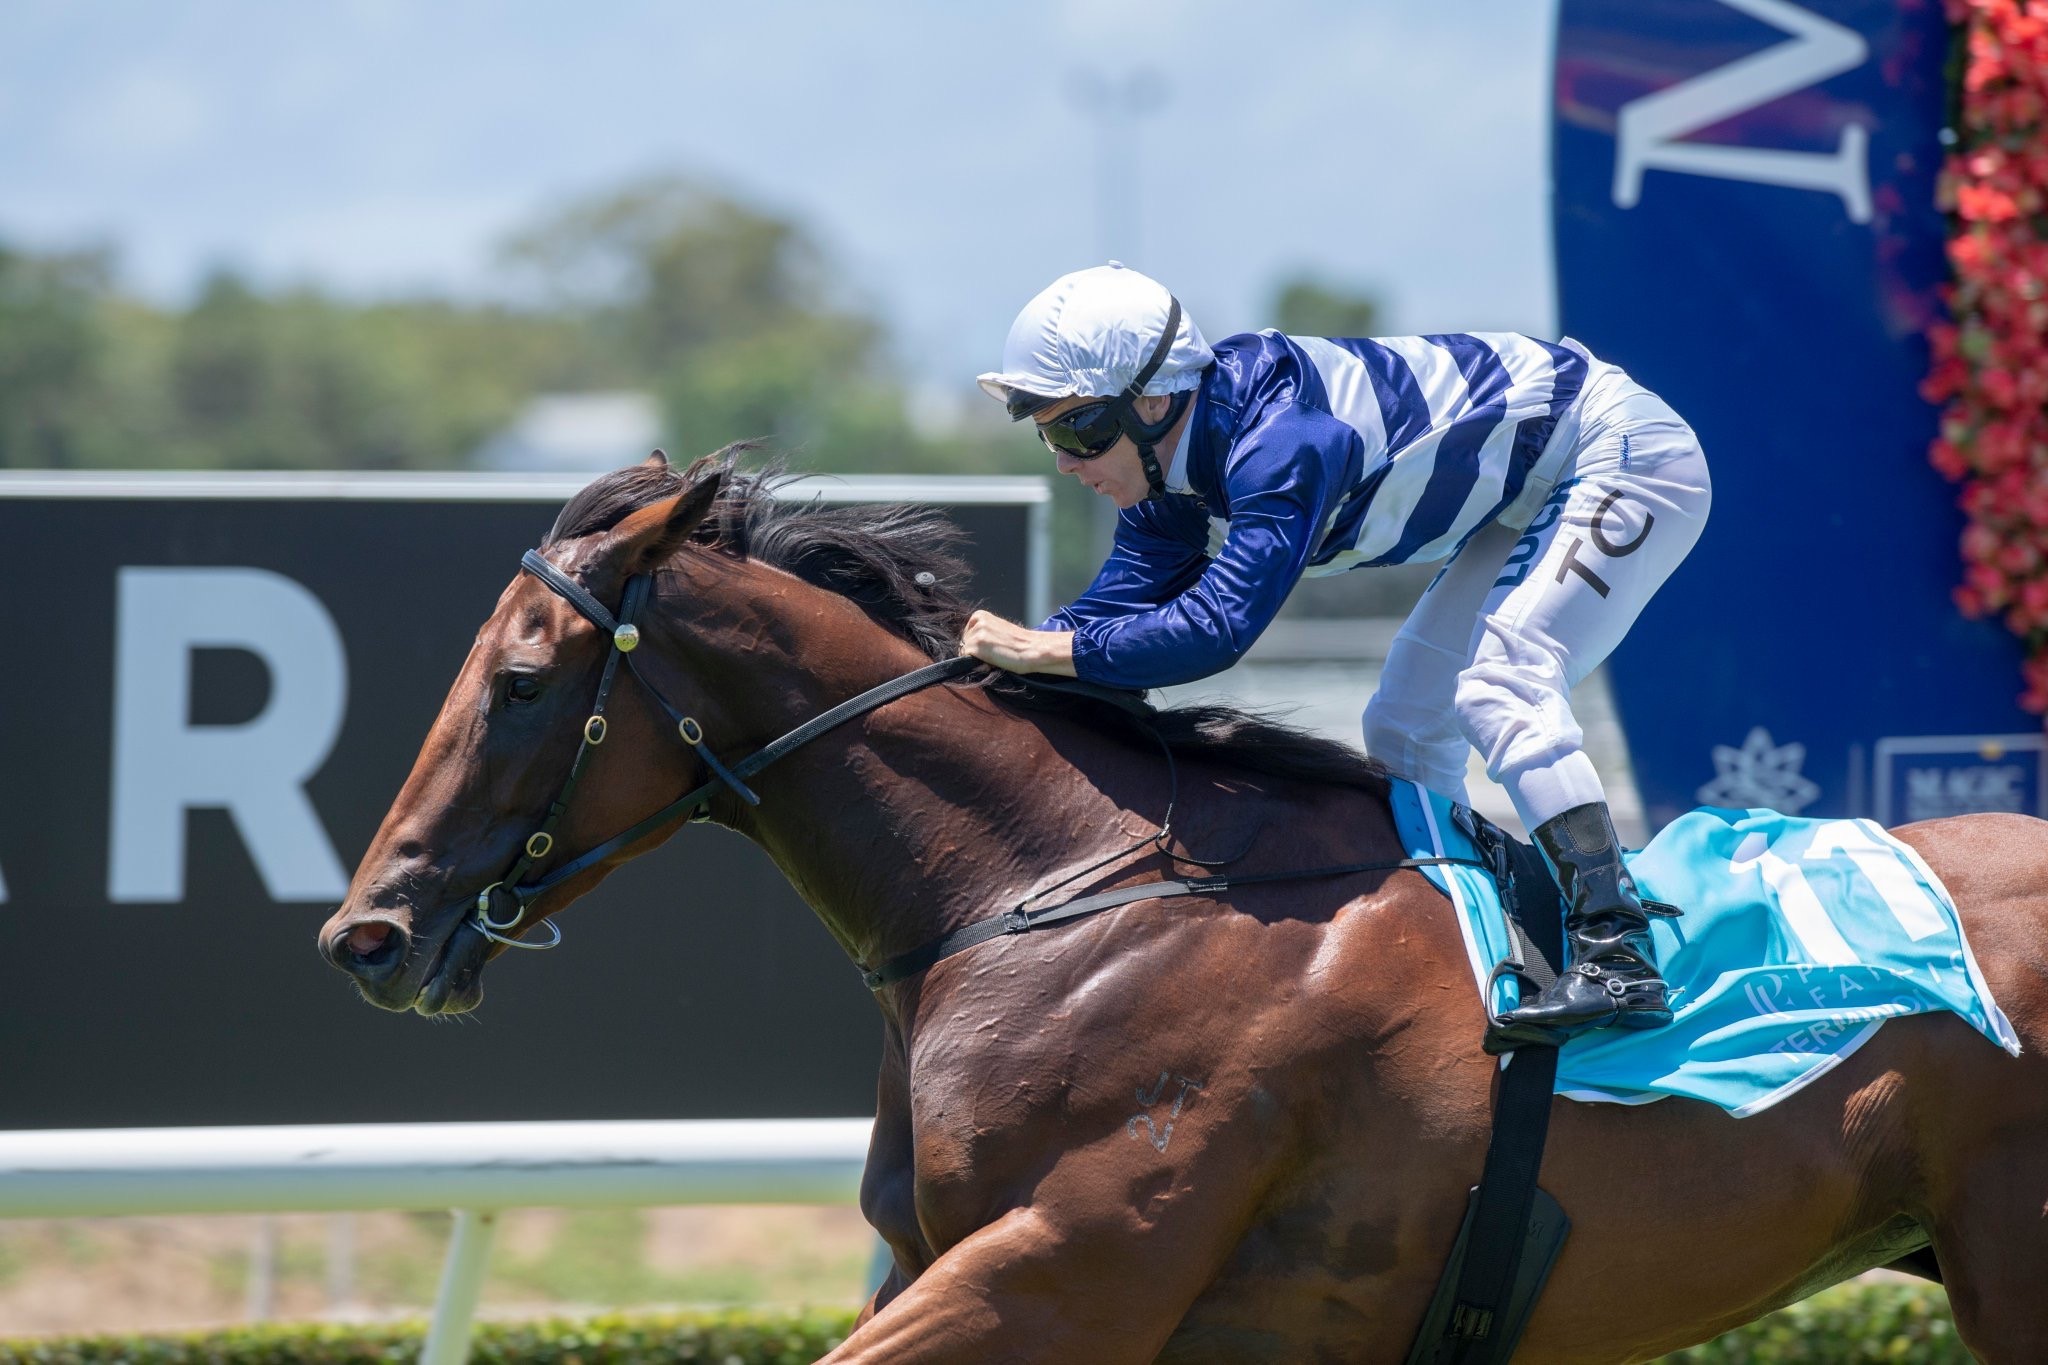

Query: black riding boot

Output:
[1484, 801, 1674, 1053]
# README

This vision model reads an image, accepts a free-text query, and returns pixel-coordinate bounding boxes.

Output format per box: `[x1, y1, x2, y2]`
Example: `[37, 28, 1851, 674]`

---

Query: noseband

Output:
[465, 549, 978, 951]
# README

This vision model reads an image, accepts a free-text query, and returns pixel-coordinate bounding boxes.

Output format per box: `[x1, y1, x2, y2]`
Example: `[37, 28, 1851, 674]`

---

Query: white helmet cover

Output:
[977, 262, 1213, 408]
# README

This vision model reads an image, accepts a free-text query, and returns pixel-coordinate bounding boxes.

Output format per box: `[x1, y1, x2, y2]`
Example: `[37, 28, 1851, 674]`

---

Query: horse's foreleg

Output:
[858, 1018, 930, 1314]
[822, 1199, 1235, 1364]
[826, 1086, 1276, 1365]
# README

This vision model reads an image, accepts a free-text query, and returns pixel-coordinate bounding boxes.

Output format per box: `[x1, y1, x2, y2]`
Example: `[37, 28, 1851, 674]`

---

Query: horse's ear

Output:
[606, 459, 726, 575]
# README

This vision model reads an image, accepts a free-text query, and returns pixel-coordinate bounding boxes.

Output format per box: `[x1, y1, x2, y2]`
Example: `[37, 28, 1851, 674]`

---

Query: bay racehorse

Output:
[320, 452, 2048, 1362]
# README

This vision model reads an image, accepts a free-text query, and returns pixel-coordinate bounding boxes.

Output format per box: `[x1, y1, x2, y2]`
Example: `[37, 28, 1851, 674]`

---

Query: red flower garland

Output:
[1923, 0, 2048, 711]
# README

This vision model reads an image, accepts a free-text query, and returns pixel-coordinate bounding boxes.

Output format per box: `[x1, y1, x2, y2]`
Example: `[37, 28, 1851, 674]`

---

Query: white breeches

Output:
[1361, 375, 1712, 831]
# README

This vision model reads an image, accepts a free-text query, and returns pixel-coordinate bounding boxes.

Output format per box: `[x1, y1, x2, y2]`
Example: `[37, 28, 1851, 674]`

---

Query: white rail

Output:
[0, 1119, 874, 1365]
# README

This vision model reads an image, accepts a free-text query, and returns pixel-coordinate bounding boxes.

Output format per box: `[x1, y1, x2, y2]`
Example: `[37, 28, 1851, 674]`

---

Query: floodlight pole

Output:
[1066, 67, 1171, 556]
[1066, 68, 1170, 266]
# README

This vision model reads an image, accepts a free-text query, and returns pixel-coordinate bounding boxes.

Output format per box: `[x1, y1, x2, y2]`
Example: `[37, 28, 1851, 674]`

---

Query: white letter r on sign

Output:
[109, 567, 349, 903]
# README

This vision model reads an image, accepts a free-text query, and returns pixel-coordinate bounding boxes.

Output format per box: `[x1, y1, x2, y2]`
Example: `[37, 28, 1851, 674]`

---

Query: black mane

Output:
[548, 450, 1388, 793]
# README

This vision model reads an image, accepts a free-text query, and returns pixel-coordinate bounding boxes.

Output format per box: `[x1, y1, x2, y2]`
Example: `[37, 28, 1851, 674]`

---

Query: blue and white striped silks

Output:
[1390, 781, 2023, 1117]
[1045, 330, 1602, 690]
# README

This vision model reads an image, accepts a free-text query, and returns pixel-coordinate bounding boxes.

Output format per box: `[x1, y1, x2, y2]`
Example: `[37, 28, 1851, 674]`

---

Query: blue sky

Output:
[1, 1, 1557, 395]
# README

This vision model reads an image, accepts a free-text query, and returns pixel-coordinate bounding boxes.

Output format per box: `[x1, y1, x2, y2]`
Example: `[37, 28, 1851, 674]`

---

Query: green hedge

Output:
[1654, 1281, 1968, 1363]
[0, 1309, 857, 1365]
[0, 1283, 1966, 1364]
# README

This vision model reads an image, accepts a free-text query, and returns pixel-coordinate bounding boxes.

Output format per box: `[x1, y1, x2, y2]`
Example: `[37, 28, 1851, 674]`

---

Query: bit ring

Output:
[475, 915, 562, 950]
[474, 881, 526, 932]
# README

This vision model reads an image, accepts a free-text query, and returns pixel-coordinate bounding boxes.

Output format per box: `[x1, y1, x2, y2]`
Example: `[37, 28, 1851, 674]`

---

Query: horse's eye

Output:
[506, 674, 544, 705]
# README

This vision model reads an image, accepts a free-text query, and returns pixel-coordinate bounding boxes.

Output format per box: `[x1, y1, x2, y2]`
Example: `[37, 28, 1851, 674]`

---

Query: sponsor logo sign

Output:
[1554, 0, 2034, 828]
[0, 472, 1045, 1128]
[1873, 734, 2047, 826]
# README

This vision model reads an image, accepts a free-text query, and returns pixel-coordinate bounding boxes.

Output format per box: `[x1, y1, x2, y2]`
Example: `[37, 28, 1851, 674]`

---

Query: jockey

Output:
[963, 263, 1711, 1049]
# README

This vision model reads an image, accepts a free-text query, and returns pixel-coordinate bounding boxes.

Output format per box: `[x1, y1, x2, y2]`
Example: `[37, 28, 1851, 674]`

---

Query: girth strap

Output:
[1434, 834, 1569, 1364]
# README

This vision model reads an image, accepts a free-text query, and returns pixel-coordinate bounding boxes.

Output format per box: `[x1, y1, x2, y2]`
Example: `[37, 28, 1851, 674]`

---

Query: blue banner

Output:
[1553, 0, 2038, 830]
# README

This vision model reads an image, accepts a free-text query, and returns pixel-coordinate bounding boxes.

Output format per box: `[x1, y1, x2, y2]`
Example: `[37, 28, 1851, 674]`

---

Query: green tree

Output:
[0, 245, 159, 467]
[0, 175, 1047, 479]
[503, 176, 943, 472]
[1270, 274, 1382, 339]
[504, 179, 844, 362]
[158, 272, 590, 470]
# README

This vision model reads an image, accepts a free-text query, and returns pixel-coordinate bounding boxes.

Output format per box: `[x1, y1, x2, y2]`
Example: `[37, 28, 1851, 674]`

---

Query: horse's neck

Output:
[735, 679, 1156, 973]
[669, 557, 1398, 992]
[645, 556, 1166, 973]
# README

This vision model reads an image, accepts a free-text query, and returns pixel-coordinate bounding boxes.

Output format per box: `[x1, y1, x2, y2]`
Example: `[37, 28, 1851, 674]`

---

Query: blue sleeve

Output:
[1062, 404, 1362, 690]
[1042, 497, 1211, 634]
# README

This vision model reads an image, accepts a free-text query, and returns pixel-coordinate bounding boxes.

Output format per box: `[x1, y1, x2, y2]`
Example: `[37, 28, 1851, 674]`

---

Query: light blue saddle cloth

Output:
[1390, 781, 2022, 1116]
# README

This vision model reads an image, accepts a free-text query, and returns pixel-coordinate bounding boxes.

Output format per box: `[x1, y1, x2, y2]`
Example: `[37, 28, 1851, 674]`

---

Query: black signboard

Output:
[0, 471, 1047, 1128]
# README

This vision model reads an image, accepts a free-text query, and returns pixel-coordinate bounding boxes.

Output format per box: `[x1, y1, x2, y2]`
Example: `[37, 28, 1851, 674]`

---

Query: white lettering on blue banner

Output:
[1614, 0, 1872, 222]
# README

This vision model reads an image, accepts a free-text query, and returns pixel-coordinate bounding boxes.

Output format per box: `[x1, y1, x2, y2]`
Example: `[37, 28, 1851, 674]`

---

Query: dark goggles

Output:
[1034, 399, 1124, 460]
[1010, 294, 1186, 475]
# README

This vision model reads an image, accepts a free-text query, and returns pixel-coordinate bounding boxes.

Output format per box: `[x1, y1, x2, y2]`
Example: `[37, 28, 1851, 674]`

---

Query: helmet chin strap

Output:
[1112, 295, 1192, 502]
[1129, 389, 1193, 500]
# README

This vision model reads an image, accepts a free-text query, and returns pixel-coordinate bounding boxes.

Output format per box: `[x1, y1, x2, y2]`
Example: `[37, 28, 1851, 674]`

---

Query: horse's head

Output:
[319, 451, 733, 1015]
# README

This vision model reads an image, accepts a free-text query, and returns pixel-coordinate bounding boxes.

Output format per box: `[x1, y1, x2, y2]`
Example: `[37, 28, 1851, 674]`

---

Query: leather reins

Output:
[475, 548, 1491, 993]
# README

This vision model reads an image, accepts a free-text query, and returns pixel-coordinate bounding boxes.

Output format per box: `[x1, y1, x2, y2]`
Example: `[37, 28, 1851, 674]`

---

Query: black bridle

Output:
[477, 548, 1492, 995]
[468, 549, 978, 951]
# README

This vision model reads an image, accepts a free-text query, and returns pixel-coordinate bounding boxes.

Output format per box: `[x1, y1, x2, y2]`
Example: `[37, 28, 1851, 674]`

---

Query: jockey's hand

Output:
[960, 610, 1077, 677]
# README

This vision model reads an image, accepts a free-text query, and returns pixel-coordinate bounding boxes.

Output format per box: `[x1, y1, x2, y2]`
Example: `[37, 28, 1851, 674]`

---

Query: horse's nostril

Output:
[348, 922, 393, 956]
[330, 919, 408, 977]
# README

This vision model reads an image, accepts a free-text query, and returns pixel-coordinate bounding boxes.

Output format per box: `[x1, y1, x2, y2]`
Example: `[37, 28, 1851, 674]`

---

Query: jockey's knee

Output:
[1360, 690, 1409, 759]
[1362, 692, 1471, 801]
[1452, 657, 1579, 779]
[1453, 657, 1604, 826]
